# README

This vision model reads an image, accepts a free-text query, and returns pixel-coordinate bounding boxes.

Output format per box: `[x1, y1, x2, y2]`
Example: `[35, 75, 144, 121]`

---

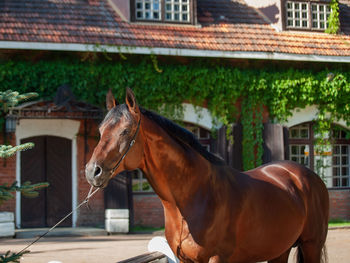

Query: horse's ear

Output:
[106, 89, 117, 111]
[125, 87, 139, 114]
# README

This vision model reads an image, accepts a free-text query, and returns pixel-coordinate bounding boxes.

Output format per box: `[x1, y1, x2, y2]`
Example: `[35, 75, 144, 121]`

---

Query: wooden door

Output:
[21, 136, 72, 227]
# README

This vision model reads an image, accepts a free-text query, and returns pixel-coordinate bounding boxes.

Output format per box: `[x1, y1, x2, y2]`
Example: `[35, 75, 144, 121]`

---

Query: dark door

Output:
[21, 136, 72, 227]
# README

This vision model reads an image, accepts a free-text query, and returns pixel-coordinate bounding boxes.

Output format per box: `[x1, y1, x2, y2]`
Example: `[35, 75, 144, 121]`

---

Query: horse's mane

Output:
[140, 107, 226, 166]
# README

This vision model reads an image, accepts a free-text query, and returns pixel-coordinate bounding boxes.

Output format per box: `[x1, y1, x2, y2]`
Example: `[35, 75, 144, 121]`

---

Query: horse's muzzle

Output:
[85, 163, 109, 188]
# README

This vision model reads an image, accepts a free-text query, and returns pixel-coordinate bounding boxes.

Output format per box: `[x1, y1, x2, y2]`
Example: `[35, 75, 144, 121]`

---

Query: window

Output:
[289, 123, 350, 188]
[165, 0, 190, 22]
[286, 1, 331, 30]
[289, 124, 310, 167]
[133, 0, 192, 23]
[135, 0, 161, 20]
[185, 123, 211, 151]
[132, 169, 153, 192]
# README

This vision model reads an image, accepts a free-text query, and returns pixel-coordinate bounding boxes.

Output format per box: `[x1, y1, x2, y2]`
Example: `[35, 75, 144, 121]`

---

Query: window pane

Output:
[333, 178, 340, 187]
[333, 156, 340, 165]
[342, 166, 348, 176]
[290, 124, 309, 139]
[135, 0, 161, 20]
[334, 146, 340, 154]
[311, 3, 330, 29]
[290, 129, 299, 138]
[291, 145, 299, 155]
[164, 0, 190, 22]
[300, 128, 308, 138]
[332, 145, 350, 188]
[333, 167, 340, 175]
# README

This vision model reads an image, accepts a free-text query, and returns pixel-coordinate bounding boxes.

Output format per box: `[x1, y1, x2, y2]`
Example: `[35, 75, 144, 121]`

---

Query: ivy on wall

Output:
[326, 0, 340, 34]
[1, 58, 350, 170]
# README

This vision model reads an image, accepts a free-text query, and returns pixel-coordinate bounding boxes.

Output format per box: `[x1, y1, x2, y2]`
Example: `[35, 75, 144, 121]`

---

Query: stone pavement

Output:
[0, 228, 349, 263]
[0, 228, 163, 263]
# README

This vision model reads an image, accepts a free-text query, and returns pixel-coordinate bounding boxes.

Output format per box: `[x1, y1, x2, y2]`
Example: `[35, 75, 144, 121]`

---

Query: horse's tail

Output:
[321, 245, 328, 263]
[296, 245, 304, 263]
[296, 244, 328, 263]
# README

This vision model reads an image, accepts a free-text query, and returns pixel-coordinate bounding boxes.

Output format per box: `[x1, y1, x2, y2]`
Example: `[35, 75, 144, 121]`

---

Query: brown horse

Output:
[86, 88, 329, 263]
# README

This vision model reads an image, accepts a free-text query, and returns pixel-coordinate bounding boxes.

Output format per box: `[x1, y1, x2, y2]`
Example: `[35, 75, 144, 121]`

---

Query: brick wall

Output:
[75, 119, 105, 226]
[133, 194, 164, 227]
[329, 189, 350, 220]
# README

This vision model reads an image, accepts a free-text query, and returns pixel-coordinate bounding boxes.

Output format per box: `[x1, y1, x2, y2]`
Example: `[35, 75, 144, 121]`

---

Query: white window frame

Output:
[133, 0, 192, 23]
[135, 0, 161, 20]
[285, 1, 331, 31]
[165, 0, 190, 22]
[332, 144, 350, 188]
[289, 123, 350, 188]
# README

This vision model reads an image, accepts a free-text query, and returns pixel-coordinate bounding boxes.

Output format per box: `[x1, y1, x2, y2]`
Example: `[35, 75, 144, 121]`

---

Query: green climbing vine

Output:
[241, 98, 264, 170]
[326, 0, 340, 34]
[1, 57, 350, 169]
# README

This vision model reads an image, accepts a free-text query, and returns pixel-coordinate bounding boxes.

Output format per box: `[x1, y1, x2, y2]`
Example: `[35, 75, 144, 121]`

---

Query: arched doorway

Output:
[20, 136, 72, 227]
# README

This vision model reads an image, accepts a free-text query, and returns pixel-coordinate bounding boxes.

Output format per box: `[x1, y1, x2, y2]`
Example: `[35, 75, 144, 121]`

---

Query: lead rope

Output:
[16, 186, 100, 256]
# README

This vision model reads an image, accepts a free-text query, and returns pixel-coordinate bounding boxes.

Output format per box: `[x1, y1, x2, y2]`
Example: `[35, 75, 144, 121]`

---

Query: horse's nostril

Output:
[94, 165, 102, 178]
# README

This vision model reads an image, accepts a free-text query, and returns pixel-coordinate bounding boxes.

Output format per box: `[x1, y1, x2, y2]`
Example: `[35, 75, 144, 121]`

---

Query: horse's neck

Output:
[139, 116, 213, 208]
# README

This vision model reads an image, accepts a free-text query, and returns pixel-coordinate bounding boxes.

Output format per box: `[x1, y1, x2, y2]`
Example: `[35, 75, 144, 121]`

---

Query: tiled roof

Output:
[1, 0, 350, 59]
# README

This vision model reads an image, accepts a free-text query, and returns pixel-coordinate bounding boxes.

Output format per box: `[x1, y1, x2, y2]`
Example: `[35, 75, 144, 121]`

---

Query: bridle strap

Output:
[110, 116, 141, 175]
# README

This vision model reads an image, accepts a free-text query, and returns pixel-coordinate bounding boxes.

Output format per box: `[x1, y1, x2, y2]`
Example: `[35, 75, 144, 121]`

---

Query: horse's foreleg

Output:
[299, 242, 327, 263]
[267, 248, 291, 263]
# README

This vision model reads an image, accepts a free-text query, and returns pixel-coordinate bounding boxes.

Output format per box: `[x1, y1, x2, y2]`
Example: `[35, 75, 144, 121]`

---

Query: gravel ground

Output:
[0, 228, 349, 263]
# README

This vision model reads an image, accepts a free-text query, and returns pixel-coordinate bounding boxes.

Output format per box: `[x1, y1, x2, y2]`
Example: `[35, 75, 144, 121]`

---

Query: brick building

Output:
[1, 0, 350, 228]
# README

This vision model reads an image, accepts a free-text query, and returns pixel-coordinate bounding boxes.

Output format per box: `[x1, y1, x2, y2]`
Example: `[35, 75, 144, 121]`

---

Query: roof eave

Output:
[0, 41, 349, 63]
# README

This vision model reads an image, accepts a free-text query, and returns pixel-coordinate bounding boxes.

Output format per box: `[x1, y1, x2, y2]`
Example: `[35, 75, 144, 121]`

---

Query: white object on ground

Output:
[148, 236, 179, 263]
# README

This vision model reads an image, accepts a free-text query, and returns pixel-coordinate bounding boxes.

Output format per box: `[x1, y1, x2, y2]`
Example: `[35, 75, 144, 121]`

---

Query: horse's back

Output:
[245, 160, 328, 200]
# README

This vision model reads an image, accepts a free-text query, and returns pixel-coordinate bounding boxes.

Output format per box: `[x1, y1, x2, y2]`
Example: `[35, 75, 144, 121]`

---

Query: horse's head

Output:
[85, 88, 143, 188]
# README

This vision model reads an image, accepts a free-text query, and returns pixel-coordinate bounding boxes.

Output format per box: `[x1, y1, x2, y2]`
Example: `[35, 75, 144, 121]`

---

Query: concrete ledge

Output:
[15, 227, 107, 239]
[105, 209, 129, 219]
[0, 212, 14, 223]
[105, 219, 129, 233]
[0, 222, 15, 237]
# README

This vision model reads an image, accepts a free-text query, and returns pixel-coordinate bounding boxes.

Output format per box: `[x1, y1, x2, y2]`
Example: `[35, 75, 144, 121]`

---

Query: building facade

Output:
[1, 0, 350, 228]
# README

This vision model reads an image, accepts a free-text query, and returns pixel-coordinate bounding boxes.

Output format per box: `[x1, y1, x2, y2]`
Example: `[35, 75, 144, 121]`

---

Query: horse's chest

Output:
[165, 220, 209, 263]
[170, 232, 206, 262]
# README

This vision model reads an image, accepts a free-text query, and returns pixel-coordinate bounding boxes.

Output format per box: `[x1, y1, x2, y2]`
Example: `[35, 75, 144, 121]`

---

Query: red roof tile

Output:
[0, 0, 350, 58]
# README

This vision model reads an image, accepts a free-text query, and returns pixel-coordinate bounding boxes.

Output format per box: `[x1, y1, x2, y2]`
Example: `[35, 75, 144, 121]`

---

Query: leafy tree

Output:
[0, 90, 49, 262]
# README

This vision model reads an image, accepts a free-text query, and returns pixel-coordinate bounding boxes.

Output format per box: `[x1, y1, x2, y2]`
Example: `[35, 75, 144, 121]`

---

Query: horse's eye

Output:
[121, 129, 129, 136]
